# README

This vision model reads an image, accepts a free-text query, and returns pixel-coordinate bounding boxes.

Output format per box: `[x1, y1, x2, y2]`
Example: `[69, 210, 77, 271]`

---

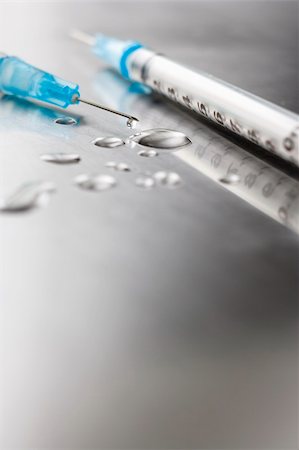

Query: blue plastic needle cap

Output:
[0, 56, 80, 108]
[92, 34, 143, 80]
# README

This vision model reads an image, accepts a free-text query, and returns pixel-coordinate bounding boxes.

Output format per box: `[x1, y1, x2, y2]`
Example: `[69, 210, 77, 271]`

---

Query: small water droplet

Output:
[153, 171, 182, 188]
[135, 175, 155, 189]
[132, 129, 191, 149]
[138, 149, 158, 158]
[75, 174, 116, 191]
[55, 117, 77, 125]
[105, 161, 131, 172]
[127, 118, 138, 129]
[0, 181, 55, 212]
[41, 153, 81, 164]
[219, 174, 240, 184]
[93, 137, 125, 148]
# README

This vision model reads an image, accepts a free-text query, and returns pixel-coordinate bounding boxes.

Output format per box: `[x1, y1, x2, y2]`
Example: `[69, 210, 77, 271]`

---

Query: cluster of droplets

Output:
[0, 116, 191, 212]
[135, 172, 182, 189]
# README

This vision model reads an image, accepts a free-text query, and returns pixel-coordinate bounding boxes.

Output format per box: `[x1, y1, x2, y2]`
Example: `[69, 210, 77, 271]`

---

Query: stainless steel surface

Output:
[0, 1, 298, 448]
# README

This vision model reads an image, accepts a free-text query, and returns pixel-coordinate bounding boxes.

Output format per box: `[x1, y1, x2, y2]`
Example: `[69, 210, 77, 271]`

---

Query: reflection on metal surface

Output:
[95, 69, 299, 233]
[0, 181, 55, 212]
[177, 139, 299, 233]
[0, 95, 81, 137]
[131, 128, 192, 149]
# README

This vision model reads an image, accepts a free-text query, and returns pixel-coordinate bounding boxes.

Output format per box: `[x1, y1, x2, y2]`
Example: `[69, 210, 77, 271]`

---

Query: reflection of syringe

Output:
[71, 31, 299, 167]
[93, 68, 299, 234]
[176, 138, 299, 234]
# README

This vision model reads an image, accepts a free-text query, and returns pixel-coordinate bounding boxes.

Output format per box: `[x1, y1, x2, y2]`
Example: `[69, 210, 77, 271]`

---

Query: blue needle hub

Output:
[0, 56, 80, 108]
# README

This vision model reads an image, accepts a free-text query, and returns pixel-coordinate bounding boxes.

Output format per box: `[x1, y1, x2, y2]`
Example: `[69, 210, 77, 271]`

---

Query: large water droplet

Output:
[219, 174, 240, 185]
[135, 175, 155, 189]
[138, 149, 158, 158]
[93, 137, 125, 148]
[75, 174, 117, 191]
[0, 181, 55, 212]
[132, 129, 191, 149]
[55, 117, 77, 125]
[154, 171, 182, 188]
[105, 161, 131, 172]
[41, 153, 81, 164]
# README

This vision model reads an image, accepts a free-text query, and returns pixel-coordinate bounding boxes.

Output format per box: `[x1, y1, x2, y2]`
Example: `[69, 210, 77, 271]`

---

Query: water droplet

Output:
[93, 137, 125, 148]
[127, 118, 138, 129]
[153, 171, 182, 188]
[132, 129, 191, 149]
[41, 153, 81, 164]
[105, 161, 131, 172]
[0, 181, 55, 212]
[55, 117, 77, 125]
[138, 149, 158, 158]
[75, 174, 116, 191]
[135, 175, 155, 189]
[219, 174, 240, 184]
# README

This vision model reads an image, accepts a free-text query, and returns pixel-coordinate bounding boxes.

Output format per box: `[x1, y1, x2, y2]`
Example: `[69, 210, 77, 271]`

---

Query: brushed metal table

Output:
[0, 1, 298, 448]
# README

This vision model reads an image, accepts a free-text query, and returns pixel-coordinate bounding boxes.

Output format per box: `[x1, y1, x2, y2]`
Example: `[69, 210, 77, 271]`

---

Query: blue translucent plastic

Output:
[0, 56, 80, 108]
[92, 34, 143, 80]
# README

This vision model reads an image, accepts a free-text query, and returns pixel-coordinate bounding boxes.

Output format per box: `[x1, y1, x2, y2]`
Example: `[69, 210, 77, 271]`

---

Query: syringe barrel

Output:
[127, 48, 299, 166]
[0, 56, 80, 108]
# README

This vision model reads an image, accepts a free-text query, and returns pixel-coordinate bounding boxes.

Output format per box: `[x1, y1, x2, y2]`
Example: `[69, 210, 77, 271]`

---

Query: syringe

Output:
[71, 31, 299, 167]
[0, 53, 138, 124]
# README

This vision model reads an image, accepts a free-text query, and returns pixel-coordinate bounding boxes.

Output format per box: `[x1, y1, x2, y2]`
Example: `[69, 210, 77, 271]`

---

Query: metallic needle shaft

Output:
[78, 97, 139, 123]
